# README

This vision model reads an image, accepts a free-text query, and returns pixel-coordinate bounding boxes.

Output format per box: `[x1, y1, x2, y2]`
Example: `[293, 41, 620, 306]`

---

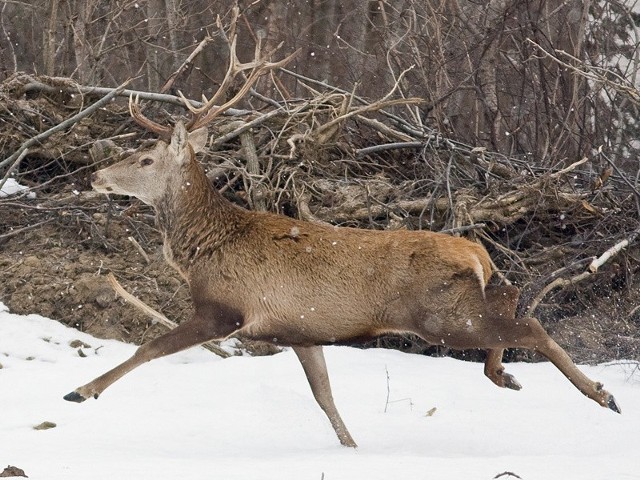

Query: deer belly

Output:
[238, 313, 379, 347]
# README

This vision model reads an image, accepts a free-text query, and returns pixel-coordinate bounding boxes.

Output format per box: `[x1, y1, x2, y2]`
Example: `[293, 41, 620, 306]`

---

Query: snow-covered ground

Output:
[0, 178, 35, 198]
[1, 303, 638, 479]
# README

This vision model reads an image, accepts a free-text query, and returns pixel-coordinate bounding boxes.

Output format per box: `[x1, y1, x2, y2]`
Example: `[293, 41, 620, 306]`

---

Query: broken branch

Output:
[106, 273, 230, 358]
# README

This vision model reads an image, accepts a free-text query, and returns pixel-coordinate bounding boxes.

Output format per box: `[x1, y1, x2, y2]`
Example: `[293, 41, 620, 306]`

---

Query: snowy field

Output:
[1, 303, 638, 480]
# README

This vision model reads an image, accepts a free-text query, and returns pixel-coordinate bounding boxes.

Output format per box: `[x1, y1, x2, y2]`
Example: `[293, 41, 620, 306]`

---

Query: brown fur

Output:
[66, 123, 620, 448]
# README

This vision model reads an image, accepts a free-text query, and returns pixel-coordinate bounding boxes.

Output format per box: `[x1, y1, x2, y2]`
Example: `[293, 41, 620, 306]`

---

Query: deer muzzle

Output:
[91, 171, 113, 193]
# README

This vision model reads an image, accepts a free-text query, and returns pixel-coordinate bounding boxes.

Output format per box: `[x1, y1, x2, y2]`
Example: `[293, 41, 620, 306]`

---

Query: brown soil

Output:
[0, 194, 190, 345]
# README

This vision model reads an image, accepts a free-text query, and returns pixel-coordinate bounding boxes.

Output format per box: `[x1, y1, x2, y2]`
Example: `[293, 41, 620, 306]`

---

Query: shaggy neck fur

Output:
[154, 156, 246, 274]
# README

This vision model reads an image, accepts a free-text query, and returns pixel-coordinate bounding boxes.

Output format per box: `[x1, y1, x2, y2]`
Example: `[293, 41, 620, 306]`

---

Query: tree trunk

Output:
[146, 0, 166, 90]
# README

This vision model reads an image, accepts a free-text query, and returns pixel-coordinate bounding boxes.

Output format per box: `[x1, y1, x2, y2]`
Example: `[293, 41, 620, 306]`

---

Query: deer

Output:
[64, 25, 621, 450]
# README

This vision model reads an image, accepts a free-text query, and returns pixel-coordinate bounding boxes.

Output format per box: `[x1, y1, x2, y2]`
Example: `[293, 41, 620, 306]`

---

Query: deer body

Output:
[192, 217, 491, 349]
[65, 122, 620, 447]
[92, 124, 494, 349]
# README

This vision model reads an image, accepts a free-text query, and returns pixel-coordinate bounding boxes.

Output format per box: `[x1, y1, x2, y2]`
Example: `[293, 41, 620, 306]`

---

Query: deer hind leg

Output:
[483, 286, 620, 412]
[292, 346, 357, 448]
[64, 313, 226, 403]
[517, 316, 621, 413]
[482, 285, 522, 390]
[484, 348, 522, 390]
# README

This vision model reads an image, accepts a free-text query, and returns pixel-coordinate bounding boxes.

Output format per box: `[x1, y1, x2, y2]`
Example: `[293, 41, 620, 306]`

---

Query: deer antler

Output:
[181, 7, 299, 131]
[129, 94, 172, 139]
[128, 6, 297, 137]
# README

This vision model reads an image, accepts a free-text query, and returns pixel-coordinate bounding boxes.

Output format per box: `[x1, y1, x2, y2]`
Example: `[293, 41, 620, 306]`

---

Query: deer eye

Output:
[140, 157, 154, 167]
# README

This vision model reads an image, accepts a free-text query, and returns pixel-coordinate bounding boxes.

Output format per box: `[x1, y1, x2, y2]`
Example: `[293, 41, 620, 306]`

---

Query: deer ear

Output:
[169, 122, 190, 163]
[188, 127, 209, 153]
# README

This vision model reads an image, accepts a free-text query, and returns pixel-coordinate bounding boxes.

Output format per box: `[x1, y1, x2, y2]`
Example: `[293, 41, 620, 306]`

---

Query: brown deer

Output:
[64, 31, 620, 450]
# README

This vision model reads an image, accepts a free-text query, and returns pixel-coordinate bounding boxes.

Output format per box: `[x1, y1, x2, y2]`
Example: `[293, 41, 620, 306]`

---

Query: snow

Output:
[1, 303, 638, 479]
[0, 178, 35, 198]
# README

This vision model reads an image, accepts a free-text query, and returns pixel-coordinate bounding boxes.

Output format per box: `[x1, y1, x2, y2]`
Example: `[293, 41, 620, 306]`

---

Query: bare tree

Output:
[1, 0, 639, 168]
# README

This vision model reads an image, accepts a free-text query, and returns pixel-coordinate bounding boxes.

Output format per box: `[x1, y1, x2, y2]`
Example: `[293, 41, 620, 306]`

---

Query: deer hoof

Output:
[607, 394, 621, 414]
[63, 391, 87, 403]
[503, 373, 522, 391]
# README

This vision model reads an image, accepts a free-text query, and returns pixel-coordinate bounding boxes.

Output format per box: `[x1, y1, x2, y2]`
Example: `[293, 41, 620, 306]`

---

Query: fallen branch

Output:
[527, 271, 591, 316]
[588, 228, 640, 273]
[106, 273, 230, 358]
[21, 80, 250, 116]
[355, 141, 423, 157]
[528, 229, 640, 314]
[0, 79, 132, 170]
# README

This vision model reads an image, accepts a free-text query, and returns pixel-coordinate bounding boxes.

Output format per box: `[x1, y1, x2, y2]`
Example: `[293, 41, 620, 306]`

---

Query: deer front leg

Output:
[292, 346, 357, 448]
[64, 314, 223, 403]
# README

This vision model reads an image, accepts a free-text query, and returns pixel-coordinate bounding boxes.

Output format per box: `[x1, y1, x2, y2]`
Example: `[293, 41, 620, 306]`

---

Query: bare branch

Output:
[526, 38, 640, 104]
[528, 228, 640, 315]
[107, 273, 230, 358]
[159, 35, 215, 94]
[0, 78, 132, 171]
[22, 81, 250, 116]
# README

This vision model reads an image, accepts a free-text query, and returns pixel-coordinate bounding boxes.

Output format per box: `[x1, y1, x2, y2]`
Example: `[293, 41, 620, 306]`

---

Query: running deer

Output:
[64, 38, 620, 451]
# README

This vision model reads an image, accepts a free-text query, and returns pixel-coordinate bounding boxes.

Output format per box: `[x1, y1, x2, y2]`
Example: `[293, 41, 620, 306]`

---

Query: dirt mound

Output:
[0, 195, 188, 344]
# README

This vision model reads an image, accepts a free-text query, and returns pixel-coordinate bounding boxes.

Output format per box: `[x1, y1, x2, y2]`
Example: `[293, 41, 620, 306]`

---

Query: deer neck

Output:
[154, 160, 244, 276]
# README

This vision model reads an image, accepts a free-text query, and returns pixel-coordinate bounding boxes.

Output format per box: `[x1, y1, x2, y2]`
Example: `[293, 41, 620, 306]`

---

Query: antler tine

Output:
[180, 2, 299, 132]
[128, 94, 172, 139]
[181, 33, 243, 120]
[188, 48, 300, 131]
[177, 91, 201, 114]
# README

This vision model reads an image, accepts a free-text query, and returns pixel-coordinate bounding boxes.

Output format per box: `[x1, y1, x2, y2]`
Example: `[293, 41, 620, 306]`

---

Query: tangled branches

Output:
[1, 70, 640, 360]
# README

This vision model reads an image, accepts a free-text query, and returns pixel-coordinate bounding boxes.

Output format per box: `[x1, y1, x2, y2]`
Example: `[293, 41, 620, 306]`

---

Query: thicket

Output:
[1, 1, 639, 361]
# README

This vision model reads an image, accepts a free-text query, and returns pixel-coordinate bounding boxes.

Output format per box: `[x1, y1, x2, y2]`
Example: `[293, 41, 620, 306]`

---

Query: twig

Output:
[600, 151, 640, 200]
[106, 273, 230, 358]
[384, 365, 391, 413]
[528, 228, 640, 314]
[494, 472, 522, 479]
[546, 156, 588, 179]
[0, 79, 132, 170]
[127, 236, 150, 264]
[21, 81, 250, 116]
[159, 35, 214, 94]
[0, 219, 54, 240]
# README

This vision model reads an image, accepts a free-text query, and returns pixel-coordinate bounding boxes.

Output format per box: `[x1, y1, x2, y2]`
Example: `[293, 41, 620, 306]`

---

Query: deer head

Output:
[91, 5, 296, 206]
[91, 123, 208, 206]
